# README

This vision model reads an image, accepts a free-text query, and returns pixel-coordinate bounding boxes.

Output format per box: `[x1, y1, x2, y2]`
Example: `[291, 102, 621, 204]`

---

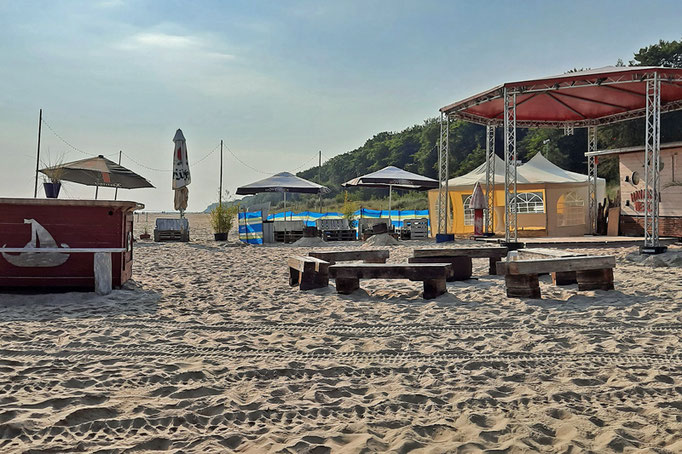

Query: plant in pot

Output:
[140, 224, 151, 240]
[210, 203, 238, 241]
[42, 162, 65, 199]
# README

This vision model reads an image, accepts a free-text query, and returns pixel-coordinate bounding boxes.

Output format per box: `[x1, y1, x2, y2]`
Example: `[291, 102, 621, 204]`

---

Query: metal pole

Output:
[485, 124, 495, 234]
[437, 112, 450, 234]
[34, 109, 42, 198]
[95, 185, 99, 200]
[282, 191, 286, 242]
[219, 140, 223, 207]
[587, 126, 598, 234]
[114, 150, 122, 200]
[644, 72, 662, 251]
[388, 184, 392, 225]
[318, 150, 322, 213]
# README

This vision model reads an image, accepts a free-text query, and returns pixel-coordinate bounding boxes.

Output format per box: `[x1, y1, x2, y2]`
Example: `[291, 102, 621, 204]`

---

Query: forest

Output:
[214, 38, 682, 213]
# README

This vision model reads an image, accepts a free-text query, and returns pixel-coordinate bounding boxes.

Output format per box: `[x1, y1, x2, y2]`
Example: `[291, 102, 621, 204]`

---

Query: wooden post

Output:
[34, 109, 42, 198]
[219, 140, 223, 207]
[114, 150, 122, 200]
[94, 252, 113, 295]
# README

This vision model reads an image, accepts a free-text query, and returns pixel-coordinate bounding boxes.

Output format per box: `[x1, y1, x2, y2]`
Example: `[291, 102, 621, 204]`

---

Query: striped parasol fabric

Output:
[40, 155, 154, 189]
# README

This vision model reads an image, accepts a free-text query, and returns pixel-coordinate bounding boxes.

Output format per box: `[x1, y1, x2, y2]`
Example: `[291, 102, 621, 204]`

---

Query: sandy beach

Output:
[1, 212, 681, 453]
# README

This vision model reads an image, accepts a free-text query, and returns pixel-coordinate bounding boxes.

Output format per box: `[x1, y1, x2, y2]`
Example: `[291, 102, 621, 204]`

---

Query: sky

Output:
[2, 0, 681, 211]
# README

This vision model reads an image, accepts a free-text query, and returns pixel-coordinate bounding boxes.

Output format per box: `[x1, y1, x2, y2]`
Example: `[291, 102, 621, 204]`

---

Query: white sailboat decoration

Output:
[1, 219, 70, 267]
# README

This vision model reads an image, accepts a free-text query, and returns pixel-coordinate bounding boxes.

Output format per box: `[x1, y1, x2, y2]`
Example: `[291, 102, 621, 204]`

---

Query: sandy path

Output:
[0, 213, 681, 453]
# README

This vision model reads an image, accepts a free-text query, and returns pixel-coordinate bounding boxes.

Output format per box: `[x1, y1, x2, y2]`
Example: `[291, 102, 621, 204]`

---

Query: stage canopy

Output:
[440, 66, 682, 128]
[436, 66, 682, 250]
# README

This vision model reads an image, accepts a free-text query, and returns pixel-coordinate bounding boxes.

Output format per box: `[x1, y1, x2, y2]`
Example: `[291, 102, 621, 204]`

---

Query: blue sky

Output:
[2, 0, 681, 211]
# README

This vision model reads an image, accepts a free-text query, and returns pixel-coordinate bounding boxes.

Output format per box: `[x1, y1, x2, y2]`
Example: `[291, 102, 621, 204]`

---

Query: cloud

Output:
[118, 30, 235, 60]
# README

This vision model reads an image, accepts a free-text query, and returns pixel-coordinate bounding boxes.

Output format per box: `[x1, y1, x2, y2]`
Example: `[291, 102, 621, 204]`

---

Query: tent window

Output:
[515, 192, 544, 214]
[462, 195, 474, 225]
[557, 191, 584, 226]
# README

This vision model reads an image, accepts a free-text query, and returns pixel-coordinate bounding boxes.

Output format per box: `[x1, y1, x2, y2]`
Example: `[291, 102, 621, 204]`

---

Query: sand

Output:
[1, 212, 681, 453]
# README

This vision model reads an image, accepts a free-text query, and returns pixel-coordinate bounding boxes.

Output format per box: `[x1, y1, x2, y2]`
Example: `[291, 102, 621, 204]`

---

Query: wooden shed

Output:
[0, 198, 143, 289]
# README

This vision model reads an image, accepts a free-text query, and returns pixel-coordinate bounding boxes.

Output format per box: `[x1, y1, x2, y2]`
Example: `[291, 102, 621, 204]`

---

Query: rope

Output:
[41, 118, 117, 158]
[39, 117, 328, 177]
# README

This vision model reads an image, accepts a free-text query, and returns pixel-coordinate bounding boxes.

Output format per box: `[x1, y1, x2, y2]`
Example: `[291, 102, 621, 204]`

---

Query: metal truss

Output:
[564, 124, 574, 135]
[644, 72, 661, 248]
[437, 112, 450, 235]
[503, 88, 517, 243]
[485, 124, 495, 234]
[587, 126, 598, 234]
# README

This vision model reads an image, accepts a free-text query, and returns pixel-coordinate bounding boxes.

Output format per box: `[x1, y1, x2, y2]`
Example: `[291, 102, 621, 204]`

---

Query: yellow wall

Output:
[428, 185, 547, 235]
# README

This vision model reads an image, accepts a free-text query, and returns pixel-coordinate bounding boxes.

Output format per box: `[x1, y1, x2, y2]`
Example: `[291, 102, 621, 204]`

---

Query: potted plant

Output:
[210, 203, 238, 241]
[42, 163, 65, 199]
[140, 225, 151, 240]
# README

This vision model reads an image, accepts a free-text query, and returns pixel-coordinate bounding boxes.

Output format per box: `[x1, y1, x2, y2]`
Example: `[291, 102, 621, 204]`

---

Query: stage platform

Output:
[476, 236, 679, 249]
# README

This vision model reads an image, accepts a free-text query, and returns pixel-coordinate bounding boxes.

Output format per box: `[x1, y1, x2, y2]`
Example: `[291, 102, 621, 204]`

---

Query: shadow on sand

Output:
[0, 279, 162, 322]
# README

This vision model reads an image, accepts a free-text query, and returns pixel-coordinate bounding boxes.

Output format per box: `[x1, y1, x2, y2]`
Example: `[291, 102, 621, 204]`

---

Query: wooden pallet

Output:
[274, 231, 303, 243]
[321, 229, 357, 241]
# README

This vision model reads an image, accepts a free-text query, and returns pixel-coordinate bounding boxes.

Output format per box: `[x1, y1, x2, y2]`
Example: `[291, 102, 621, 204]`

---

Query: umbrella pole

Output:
[95, 185, 99, 200]
[388, 185, 392, 228]
[283, 192, 287, 242]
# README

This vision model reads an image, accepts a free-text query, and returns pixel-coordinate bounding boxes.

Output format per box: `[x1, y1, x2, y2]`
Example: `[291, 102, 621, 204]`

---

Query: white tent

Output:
[428, 153, 606, 236]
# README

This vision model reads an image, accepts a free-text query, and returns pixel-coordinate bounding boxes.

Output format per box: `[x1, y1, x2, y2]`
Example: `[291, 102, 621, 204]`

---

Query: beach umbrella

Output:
[40, 155, 154, 198]
[236, 172, 329, 219]
[172, 129, 191, 216]
[342, 166, 438, 222]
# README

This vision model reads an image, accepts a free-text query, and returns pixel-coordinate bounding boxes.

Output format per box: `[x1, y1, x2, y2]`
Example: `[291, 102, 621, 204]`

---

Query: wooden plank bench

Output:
[0, 247, 125, 295]
[496, 255, 616, 298]
[410, 246, 508, 281]
[516, 248, 587, 285]
[329, 263, 451, 299]
[288, 256, 330, 290]
[308, 249, 389, 265]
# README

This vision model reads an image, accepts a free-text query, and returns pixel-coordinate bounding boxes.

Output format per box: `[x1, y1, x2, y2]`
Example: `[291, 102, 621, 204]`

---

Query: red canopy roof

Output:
[441, 66, 682, 128]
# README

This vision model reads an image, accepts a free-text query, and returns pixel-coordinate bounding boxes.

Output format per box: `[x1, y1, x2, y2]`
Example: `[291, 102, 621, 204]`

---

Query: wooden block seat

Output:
[412, 246, 508, 280]
[329, 263, 451, 299]
[309, 249, 389, 265]
[517, 248, 587, 285]
[496, 255, 616, 299]
[288, 256, 330, 290]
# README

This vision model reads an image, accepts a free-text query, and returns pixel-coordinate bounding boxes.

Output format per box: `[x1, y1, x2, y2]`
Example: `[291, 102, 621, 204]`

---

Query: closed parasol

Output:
[172, 129, 191, 215]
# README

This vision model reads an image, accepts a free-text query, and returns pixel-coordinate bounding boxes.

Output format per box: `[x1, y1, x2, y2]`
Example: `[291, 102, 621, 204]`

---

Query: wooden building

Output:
[617, 141, 682, 237]
[0, 198, 142, 289]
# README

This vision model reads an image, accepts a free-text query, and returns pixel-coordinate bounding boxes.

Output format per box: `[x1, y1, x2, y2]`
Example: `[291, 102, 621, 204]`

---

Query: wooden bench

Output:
[288, 256, 330, 290]
[329, 263, 451, 299]
[516, 248, 587, 285]
[308, 249, 389, 265]
[410, 246, 508, 281]
[496, 255, 616, 298]
[0, 247, 125, 295]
